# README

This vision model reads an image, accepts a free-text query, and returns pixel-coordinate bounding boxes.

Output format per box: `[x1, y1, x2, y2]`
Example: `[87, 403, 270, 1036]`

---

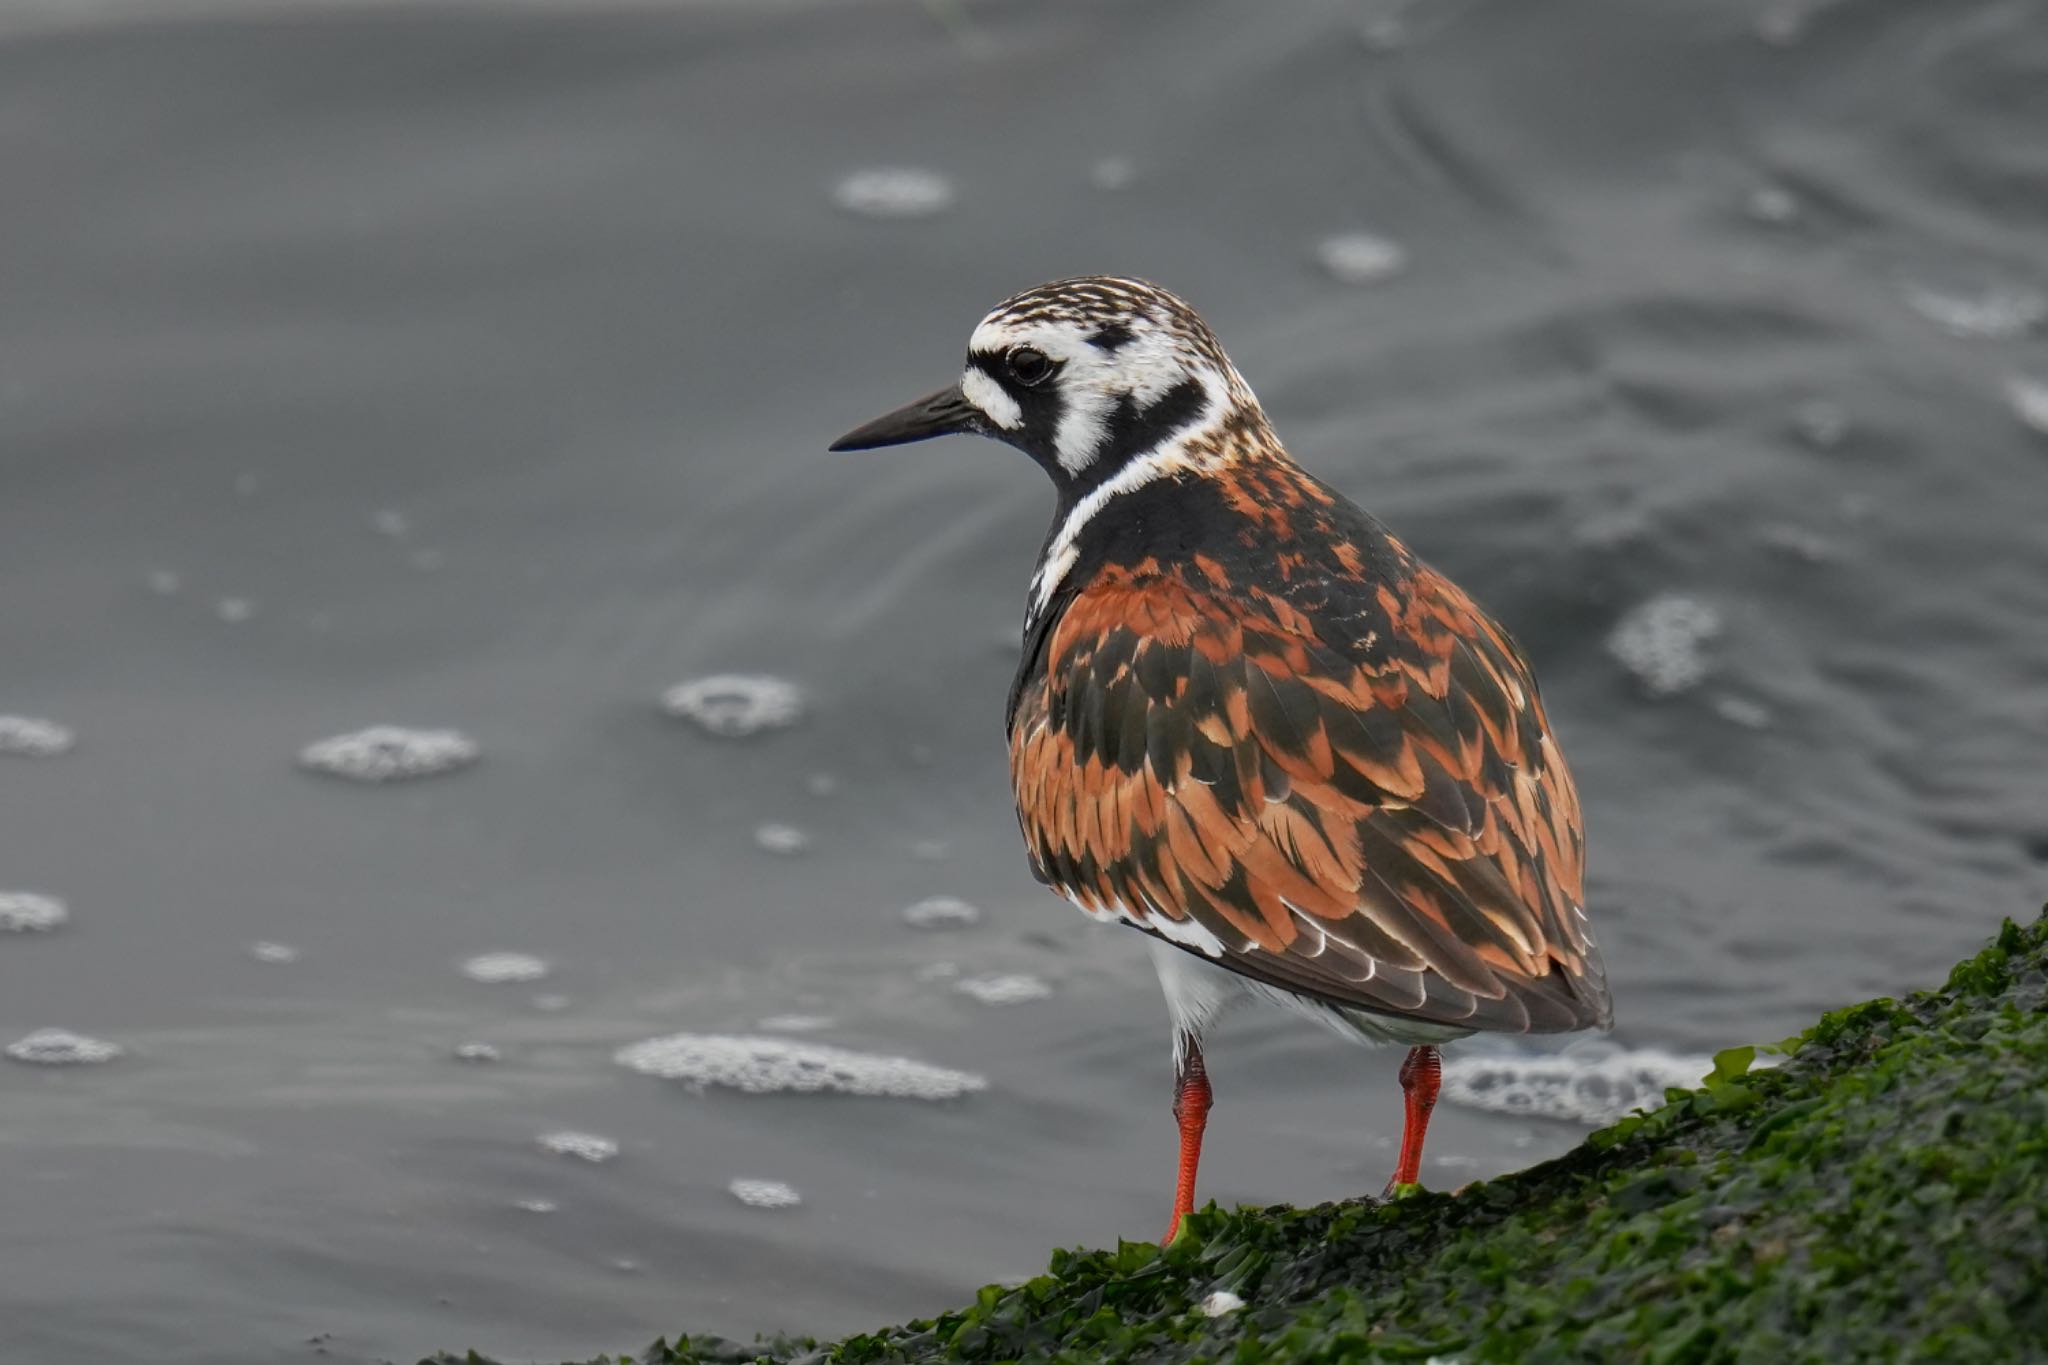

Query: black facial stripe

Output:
[967, 349, 1063, 458]
[1068, 375, 1208, 499]
[1088, 323, 1135, 352]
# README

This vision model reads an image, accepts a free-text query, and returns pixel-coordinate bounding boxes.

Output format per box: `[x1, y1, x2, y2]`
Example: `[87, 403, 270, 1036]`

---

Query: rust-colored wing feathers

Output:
[1009, 562, 1610, 1034]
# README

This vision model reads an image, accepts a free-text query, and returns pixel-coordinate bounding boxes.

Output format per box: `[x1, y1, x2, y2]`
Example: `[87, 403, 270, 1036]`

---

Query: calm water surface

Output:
[4, 0, 2047, 1361]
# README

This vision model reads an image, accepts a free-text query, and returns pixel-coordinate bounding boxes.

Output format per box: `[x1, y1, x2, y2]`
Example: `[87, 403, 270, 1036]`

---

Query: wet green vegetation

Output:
[439, 910, 2048, 1364]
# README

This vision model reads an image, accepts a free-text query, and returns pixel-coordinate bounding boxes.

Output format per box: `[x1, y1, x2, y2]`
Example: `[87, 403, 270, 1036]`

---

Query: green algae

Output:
[435, 910, 2048, 1365]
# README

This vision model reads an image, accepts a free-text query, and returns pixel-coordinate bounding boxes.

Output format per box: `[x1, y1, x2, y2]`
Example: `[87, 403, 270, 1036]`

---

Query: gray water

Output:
[4, 0, 2047, 1361]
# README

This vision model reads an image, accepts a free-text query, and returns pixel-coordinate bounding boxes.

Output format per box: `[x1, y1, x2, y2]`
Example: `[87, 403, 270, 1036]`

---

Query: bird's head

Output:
[830, 276, 1265, 491]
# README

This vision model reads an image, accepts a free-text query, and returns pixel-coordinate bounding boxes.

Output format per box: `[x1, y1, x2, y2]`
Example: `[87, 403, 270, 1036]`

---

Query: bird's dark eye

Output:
[1006, 346, 1057, 388]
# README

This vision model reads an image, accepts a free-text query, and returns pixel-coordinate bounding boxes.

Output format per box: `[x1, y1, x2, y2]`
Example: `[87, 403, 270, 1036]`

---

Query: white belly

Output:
[1146, 938, 1474, 1071]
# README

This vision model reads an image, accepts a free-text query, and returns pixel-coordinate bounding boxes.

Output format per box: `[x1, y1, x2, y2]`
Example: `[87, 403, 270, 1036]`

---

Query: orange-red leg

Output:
[1386, 1044, 1441, 1195]
[1163, 1040, 1212, 1244]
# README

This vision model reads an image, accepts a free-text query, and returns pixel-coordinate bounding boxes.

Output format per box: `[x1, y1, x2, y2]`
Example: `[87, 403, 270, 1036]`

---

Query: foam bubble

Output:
[0, 892, 68, 933]
[460, 952, 552, 984]
[1901, 280, 2047, 339]
[1200, 1290, 1247, 1317]
[2005, 376, 2048, 435]
[1745, 185, 1799, 224]
[955, 973, 1052, 1006]
[453, 1041, 502, 1063]
[299, 726, 479, 783]
[1792, 399, 1849, 449]
[514, 1197, 557, 1214]
[215, 596, 256, 624]
[369, 508, 410, 539]
[6, 1027, 123, 1066]
[1755, 6, 1806, 45]
[1606, 594, 1721, 697]
[661, 674, 805, 738]
[537, 1130, 618, 1163]
[615, 1033, 986, 1101]
[833, 167, 954, 219]
[1440, 1044, 1714, 1125]
[1711, 695, 1774, 730]
[1756, 522, 1838, 563]
[0, 715, 74, 757]
[729, 1178, 802, 1209]
[902, 895, 982, 930]
[145, 568, 182, 595]
[754, 823, 810, 855]
[1090, 157, 1135, 191]
[1316, 232, 1408, 285]
[757, 1014, 835, 1033]
[246, 940, 301, 964]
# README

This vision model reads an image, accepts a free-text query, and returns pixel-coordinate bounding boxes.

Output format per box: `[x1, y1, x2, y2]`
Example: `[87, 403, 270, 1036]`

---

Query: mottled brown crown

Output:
[981, 276, 1237, 380]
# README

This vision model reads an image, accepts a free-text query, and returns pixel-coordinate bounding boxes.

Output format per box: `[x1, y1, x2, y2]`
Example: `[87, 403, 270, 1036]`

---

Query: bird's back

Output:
[1007, 448, 1611, 1036]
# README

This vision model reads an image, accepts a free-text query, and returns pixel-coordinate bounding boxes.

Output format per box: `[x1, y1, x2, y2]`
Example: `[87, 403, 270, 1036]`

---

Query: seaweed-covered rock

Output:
[433, 910, 2048, 1364]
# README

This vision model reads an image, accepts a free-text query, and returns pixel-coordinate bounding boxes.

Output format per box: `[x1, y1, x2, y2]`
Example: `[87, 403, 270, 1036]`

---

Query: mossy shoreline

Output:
[437, 910, 2048, 1364]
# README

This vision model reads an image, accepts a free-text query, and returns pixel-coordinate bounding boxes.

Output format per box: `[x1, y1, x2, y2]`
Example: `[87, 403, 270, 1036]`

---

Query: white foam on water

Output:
[902, 895, 981, 930]
[2005, 376, 2048, 435]
[1756, 522, 1838, 563]
[1090, 156, 1135, 191]
[1792, 399, 1849, 449]
[1316, 232, 1408, 285]
[6, 1028, 123, 1066]
[1606, 594, 1721, 697]
[833, 168, 954, 219]
[1901, 280, 2047, 339]
[1200, 1291, 1247, 1317]
[756, 1014, 835, 1033]
[459, 952, 552, 984]
[753, 823, 810, 855]
[246, 940, 301, 964]
[299, 726, 479, 782]
[1755, 6, 1807, 45]
[215, 596, 255, 623]
[1745, 185, 1799, 224]
[0, 892, 68, 933]
[955, 973, 1052, 1006]
[615, 1033, 986, 1100]
[1712, 695, 1774, 730]
[661, 674, 805, 737]
[805, 772, 840, 797]
[514, 1197, 557, 1214]
[0, 715, 74, 757]
[1440, 1043, 1717, 1125]
[369, 508, 410, 538]
[453, 1042, 502, 1063]
[537, 1130, 618, 1163]
[145, 568, 183, 595]
[728, 1178, 802, 1209]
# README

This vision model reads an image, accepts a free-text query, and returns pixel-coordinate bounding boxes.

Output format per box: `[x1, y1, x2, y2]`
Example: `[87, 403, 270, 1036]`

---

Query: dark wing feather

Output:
[1008, 563, 1610, 1035]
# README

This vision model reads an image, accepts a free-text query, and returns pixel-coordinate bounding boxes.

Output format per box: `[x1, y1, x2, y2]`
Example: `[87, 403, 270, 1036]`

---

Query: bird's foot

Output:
[1378, 1179, 1426, 1202]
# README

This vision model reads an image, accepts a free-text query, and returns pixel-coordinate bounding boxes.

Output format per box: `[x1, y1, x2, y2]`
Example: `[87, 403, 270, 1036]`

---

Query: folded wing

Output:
[1009, 562, 1610, 1034]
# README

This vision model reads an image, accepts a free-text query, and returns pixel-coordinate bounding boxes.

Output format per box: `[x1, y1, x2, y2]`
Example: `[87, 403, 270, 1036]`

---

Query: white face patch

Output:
[966, 314, 1198, 475]
[959, 366, 1021, 430]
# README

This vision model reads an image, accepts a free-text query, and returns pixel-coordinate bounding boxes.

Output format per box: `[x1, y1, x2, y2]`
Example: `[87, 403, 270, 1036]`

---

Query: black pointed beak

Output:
[829, 384, 984, 452]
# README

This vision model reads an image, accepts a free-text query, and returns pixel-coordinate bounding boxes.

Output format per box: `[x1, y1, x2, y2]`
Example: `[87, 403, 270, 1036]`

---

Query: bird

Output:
[831, 276, 1612, 1243]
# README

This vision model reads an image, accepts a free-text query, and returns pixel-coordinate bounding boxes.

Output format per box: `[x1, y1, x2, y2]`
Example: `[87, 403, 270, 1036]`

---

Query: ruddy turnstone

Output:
[832, 277, 1612, 1241]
